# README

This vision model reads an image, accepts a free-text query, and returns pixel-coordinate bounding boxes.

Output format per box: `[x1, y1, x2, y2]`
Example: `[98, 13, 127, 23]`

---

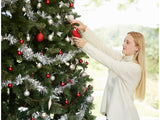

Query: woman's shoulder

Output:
[128, 62, 141, 73]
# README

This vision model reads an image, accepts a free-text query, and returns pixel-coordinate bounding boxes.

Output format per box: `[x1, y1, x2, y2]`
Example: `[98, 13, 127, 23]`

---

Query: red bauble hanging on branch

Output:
[61, 82, 65, 86]
[79, 59, 83, 63]
[46, 0, 50, 4]
[17, 51, 22, 56]
[70, 3, 74, 7]
[46, 73, 50, 78]
[76, 92, 81, 97]
[59, 50, 63, 55]
[72, 28, 81, 38]
[8, 66, 13, 71]
[36, 31, 44, 42]
[8, 83, 12, 88]
[65, 99, 69, 104]
[20, 39, 24, 44]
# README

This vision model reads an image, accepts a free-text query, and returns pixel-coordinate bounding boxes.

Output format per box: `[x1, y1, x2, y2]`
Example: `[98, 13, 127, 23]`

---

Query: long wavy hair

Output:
[128, 31, 146, 100]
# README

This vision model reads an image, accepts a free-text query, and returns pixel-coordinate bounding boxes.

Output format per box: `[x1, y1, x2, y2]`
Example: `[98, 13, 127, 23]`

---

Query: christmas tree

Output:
[1, 0, 96, 119]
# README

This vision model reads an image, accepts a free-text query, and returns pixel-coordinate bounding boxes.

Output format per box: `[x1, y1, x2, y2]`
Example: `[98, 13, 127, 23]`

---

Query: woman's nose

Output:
[122, 43, 125, 47]
[123, 42, 127, 46]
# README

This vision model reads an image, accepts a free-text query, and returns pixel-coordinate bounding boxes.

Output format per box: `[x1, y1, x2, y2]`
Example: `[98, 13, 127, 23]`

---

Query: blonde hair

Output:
[127, 31, 146, 100]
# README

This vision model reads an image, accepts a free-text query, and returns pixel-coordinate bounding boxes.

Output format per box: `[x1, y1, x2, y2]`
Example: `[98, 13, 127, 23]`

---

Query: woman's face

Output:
[122, 34, 138, 56]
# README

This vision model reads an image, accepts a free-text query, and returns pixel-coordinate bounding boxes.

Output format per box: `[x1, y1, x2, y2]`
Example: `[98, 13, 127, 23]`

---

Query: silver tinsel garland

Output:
[3, 34, 18, 45]
[59, 1, 69, 8]
[76, 102, 87, 120]
[76, 96, 94, 120]
[30, 112, 68, 120]
[19, 44, 82, 65]
[1, 74, 48, 94]
[1, 0, 18, 8]
[2, 36, 82, 65]
[23, 0, 37, 20]
[58, 114, 68, 120]
[37, 10, 51, 19]
[52, 77, 77, 96]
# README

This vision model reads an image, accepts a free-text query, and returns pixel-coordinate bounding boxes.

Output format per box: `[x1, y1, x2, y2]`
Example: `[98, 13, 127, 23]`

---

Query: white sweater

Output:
[81, 28, 141, 120]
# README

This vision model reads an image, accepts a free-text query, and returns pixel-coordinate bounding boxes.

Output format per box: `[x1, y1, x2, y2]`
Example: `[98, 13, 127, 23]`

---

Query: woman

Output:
[71, 20, 146, 120]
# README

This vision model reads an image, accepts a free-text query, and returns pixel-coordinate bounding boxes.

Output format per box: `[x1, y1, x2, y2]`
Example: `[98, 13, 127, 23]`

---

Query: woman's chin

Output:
[122, 50, 125, 55]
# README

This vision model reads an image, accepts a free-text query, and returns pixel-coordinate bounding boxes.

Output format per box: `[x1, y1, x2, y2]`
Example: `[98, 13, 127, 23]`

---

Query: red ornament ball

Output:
[46, 73, 50, 78]
[8, 67, 13, 71]
[46, 0, 50, 4]
[41, 52, 44, 55]
[72, 28, 81, 38]
[17, 51, 22, 56]
[36, 32, 44, 42]
[86, 61, 89, 65]
[79, 59, 83, 63]
[65, 100, 69, 104]
[61, 82, 65, 86]
[88, 85, 92, 88]
[59, 50, 63, 55]
[86, 87, 88, 91]
[8, 83, 12, 88]
[76, 92, 81, 97]
[20, 40, 24, 44]
[70, 3, 74, 7]
[30, 118, 35, 120]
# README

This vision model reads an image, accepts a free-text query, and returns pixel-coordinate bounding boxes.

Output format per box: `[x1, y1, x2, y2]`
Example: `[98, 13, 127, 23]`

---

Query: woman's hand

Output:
[70, 20, 87, 32]
[73, 37, 87, 48]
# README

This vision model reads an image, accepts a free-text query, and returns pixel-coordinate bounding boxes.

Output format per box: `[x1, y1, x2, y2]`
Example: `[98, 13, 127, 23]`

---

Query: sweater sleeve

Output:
[82, 27, 122, 60]
[82, 42, 141, 84]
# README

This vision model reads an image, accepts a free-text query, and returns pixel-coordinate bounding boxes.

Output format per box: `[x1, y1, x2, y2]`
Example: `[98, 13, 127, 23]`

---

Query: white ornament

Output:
[48, 32, 54, 41]
[41, 112, 47, 119]
[1, 36, 3, 41]
[48, 34, 53, 41]
[27, 34, 30, 41]
[89, 110, 92, 114]
[18, 107, 28, 112]
[22, 7, 26, 12]
[86, 96, 94, 103]
[24, 89, 30, 96]
[71, 39, 74, 45]
[7, 88, 10, 95]
[17, 59, 22, 63]
[50, 114, 54, 119]
[82, 72, 87, 77]
[70, 64, 75, 70]
[48, 19, 53, 25]
[66, 15, 74, 21]
[65, 62, 70, 66]
[56, 14, 61, 19]
[37, 63, 42, 69]
[37, 2, 42, 9]
[57, 32, 62, 37]
[65, 36, 70, 42]
[48, 96, 52, 110]
[50, 75, 55, 81]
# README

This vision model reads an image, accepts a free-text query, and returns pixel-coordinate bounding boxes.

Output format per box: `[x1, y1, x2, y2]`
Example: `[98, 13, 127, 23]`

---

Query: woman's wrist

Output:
[81, 41, 87, 48]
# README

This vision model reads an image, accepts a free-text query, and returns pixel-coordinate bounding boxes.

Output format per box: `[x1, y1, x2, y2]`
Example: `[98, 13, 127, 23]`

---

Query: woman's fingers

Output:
[73, 36, 79, 39]
[70, 20, 82, 29]
[70, 20, 81, 25]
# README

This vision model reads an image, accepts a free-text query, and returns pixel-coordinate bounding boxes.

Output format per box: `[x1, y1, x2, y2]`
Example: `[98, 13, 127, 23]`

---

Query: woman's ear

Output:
[136, 46, 140, 52]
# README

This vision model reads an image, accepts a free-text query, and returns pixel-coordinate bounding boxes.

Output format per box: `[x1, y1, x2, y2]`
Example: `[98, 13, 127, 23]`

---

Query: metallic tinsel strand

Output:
[3, 34, 18, 45]
[1, 0, 18, 8]
[1, 74, 48, 94]
[19, 44, 82, 65]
